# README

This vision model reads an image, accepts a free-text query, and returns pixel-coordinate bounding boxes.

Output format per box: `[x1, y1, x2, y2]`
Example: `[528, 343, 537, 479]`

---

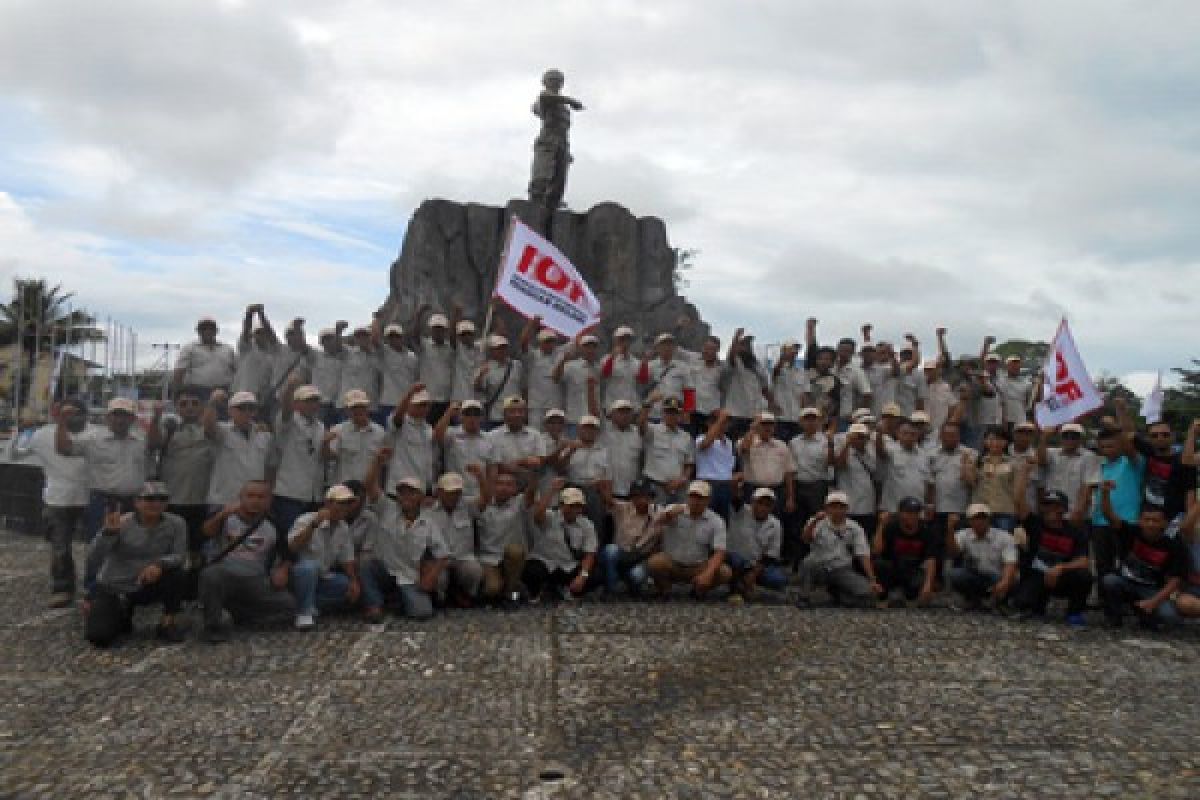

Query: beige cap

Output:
[352, 325, 370, 335]
[580, 415, 601, 427]
[318, 328, 336, 339]
[107, 398, 137, 414]
[859, 415, 876, 425]
[230, 391, 258, 407]
[984, 353, 1001, 362]
[502, 395, 527, 409]
[437, 472, 465, 492]
[487, 334, 509, 349]
[752, 487, 776, 501]
[456, 320, 476, 335]
[614, 325, 635, 339]
[537, 328, 557, 342]
[343, 389, 370, 408]
[544, 408, 566, 420]
[1005, 355, 1022, 364]
[881, 403, 903, 418]
[608, 399, 633, 412]
[847, 423, 870, 436]
[966, 503, 992, 518]
[138, 481, 169, 498]
[781, 338, 799, 349]
[293, 385, 321, 402]
[687, 480, 712, 498]
[910, 410, 931, 424]
[922, 359, 939, 370]
[1061, 423, 1085, 435]
[757, 411, 776, 423]
[560, 487, 586, 506]
[825, 491, 850, 506]
[1014, 420, 1036, 431]
[325, 484, 355, 502]
[461, 399, 483, 412]
[655, 332, 675, 345]
[409, 389, 431, 405]
[580, 333, 600, 345]
[395, 476, 425, 493]
[428, 313, 449, 328]
[383, 324, 404, 337]
[851, 408, 872, 421]
[800, 407, 821, 418]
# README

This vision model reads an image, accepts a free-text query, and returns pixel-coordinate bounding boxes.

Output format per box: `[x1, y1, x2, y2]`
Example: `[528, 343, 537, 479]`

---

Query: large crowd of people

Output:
[12, 303, 1200, 647]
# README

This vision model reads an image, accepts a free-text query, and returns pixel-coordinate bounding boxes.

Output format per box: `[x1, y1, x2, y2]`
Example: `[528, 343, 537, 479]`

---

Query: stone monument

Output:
[527, 68, 583, 219]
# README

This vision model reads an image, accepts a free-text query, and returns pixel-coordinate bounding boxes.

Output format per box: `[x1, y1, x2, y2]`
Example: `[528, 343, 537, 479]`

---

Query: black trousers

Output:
[1091, 525, 1120, 577]
[1013, 568, 1093, 615]
[86, 569, 185, 647]
[521, 560, 601, 600]
[787, 480, 828, 565]
[874, 558, 926, 600]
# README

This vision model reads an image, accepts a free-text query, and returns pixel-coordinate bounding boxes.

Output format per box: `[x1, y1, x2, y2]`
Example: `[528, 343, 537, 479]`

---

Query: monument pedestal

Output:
[387, 199, 709, 348]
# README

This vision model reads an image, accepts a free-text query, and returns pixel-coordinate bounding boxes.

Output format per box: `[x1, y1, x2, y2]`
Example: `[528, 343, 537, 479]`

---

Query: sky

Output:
[2, 0, 1198, 395]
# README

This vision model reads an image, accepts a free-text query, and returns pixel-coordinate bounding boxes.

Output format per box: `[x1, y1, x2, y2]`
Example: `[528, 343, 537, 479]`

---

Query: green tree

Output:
[0, 279, 104, 357]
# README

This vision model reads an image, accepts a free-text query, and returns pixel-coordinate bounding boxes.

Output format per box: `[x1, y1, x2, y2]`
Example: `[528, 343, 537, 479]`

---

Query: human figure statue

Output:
[528, 69, 584, 216]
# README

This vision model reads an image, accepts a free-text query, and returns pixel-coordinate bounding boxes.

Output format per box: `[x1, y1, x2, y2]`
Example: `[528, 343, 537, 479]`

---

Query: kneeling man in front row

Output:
[646, 480, 732, 598]
[795, 491, 881, 609]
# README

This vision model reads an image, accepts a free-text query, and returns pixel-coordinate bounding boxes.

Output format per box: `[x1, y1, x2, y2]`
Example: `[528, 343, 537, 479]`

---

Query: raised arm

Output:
[364, 447, 392, 503]
[519, 315, 541, 353]
[698, 409, 730, 451]
[202, 389, 225, 440]
[804, 318, 819, 370]
[532, 477, 566, 527]
[1183, 420, 1199, 467]
[433, 401, 461, 444]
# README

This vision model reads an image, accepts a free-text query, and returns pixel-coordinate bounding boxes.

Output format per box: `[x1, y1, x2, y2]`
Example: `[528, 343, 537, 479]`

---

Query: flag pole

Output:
[481, 215, 518, 340]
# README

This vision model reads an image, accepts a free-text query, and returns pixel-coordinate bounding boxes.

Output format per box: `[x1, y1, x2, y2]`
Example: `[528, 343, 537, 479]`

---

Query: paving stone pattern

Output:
[2, 529, 1199, 799]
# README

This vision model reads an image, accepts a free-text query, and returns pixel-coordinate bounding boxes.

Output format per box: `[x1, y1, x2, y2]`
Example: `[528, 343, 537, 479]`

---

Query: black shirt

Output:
[880, 519, 940, 565]
[1116, 524, 1187, 588]
[1134, 436, 1196, 519]
[1022, 515, 1088, 570]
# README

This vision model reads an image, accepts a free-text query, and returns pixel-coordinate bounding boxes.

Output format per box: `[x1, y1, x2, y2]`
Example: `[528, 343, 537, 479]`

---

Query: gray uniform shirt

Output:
[214, 514, 277, 577]
[726, 359, 769, 419]
[378, 345, 419, 407]
[312, 350, 344, 406]
[529, 510, 597, 572]
[727, 507, 782, 562]
[72, 428, 148, 495]
[879, 439, 931, 512]
[232, 337, 277, 399]
[369, 497, 448, 584]
[560, 358, 598, 423]
[207, 423, 273, 506]
[91, 512, 187, 593]
[477, 496, 528, 566]
[523, 347, 565, 416]
[600, 424, 643, 496]
[602, 353, 641, 409]
[661, 508, 727, 566]
[789, 433, 832, 483]
[954, 527, 1018, 575]
[443, 426, 494, 499]
[160, 421, 213, 506]
[807, 517, 869, 572]
[273, 413, 325, 503]
[566, 444, 610, 485]
[927, 445, 975, 514]
[995, 373, 1032, 425]
[833, 437, 878, 516]
[418, 337, 455, 403]
[452, 343, 484, 403]
[329, 420, 387, 485]
[642, 423, 695, 484]
[691, 359, 728, 416]
[422, 504, 477, 561]
[479, 359, 524, 422]
[772, 364, 808, 422]
[386, 416, 435, 491]
[486, 425, 546, 469]
[340, 346, 380, 406]
[1043, 447, 1099, 512]
[177, 341, 236, 389]
[288, 513, 354, 575]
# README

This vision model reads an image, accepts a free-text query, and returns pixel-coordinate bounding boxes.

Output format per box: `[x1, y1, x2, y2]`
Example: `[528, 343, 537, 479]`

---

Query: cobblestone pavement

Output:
[2, 529, 1200, 799]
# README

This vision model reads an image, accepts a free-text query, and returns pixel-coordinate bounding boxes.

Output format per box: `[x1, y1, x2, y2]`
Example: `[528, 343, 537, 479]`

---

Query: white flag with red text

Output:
[493, 218, 601, 338]
[1035, 319, 1104, 427]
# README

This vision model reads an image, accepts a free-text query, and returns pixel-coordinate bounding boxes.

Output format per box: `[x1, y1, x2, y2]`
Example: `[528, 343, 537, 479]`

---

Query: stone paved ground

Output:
[2, 528, 1200, 799]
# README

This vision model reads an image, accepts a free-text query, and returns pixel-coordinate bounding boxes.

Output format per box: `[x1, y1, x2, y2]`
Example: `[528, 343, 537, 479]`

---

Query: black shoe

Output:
[155, 621, 187, 644]
[1104, 614, 1123, 630]
[795, 596, 814, 610]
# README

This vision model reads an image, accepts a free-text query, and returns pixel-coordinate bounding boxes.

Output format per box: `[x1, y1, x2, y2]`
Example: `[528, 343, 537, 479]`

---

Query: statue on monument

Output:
[527, 69, 584, 215]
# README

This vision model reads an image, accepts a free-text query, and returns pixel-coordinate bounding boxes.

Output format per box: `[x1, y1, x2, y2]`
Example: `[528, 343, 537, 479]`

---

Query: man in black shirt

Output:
[1134, 421, 1197, 528]
[1097, 483, 1186, 630]
[1012, 490, 1092, 628]
[871, 496, 939, 608]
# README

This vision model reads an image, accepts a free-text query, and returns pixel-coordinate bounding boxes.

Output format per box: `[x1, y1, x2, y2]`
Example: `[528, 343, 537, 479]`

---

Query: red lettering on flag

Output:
[1054, 351, 1083, 402]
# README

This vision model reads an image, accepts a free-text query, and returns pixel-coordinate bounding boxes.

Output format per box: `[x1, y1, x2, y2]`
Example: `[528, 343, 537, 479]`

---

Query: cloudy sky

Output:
[2, 0, 1197, 392]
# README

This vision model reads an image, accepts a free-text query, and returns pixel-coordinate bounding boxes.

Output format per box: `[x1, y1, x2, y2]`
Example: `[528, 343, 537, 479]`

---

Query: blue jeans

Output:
[1100, 573, 1180, 627]
[289, 559, 351, 616]
[947, 566, 999, 601]
[600, 544, 649, 593]
[727, 552, 788, 590]
[360, 559, 434, 619]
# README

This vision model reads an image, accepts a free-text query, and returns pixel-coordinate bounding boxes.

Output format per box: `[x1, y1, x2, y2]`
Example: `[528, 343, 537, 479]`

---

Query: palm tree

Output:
[0, 279, 105, 354]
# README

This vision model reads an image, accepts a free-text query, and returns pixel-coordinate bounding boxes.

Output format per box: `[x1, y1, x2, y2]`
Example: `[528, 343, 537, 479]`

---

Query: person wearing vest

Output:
[1011, 490, 1092, 628]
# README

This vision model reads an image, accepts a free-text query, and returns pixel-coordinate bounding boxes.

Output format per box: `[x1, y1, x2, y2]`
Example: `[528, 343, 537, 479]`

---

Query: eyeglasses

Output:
[140, 495, 169, 503]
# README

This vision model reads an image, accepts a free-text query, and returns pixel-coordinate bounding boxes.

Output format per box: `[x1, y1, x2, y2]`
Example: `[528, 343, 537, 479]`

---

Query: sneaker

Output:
[294, 613, 316, 631]
[1065, 612, 1087, 630]
[48, 592, 73, 609]
[502, 592, 523, 611]
[155, 621, 187, 644]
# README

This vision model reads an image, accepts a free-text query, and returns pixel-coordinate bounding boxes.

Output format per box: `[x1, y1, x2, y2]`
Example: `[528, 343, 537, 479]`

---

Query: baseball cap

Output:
[608, 399, 633, 413]
[229, 391, 258, 407]
[343, 389, 370, 408]
[897, 497, 923, 513]
[966, 503, 992, 518]
[107, 398, 137, 415]
[544, 408, 566, 420]
[910, 410, 931, 424]
[456, 320, 476, 335]
[409, 390, 431, 405]
[537, 329, 557, 342]
[1043, 490, 1070, 506]
[825, 491, 850, 506]
[429, 314, 449, 328]
[487, 334, 509, 349]
[293, 385, 321, 402]
[757, 411, 776, 423]
[921, 359, 939, 370]
[1014, 420, 1036, 432]
[437, 473, 465, 492]
[395, 476, 425, 493]
[662, 397, 682, 412]
[800, 407, 821, 418]
[881, 403, 903, 418]
[1005, 355, 1022, 364]
[614, 326, 635, 339]
[138, 481, 169, 499]
[580, 334, 600, 345]
[655, 332, 675, 345]
[752, 487, 776, 501]
[851, 408, 872, 421]
[687, 480, 712, 498]
[984, 353, 1001, 362]
[580, 415, 601, 427]
[461, 399, 483, 413]
[1061, 423, 1085, 435]
[384, 324, 404, 337]
[503, 395, 527, 410]
[847, 423, 870, 436]
[325, 484, 355, 502]
[560, 487, 586, 506]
